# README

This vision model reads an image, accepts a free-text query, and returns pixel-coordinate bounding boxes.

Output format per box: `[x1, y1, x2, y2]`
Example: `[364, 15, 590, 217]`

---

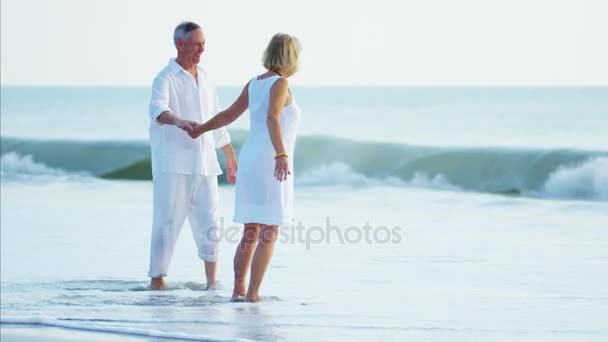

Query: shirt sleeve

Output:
[210, 86, 231, 148]
[149, 74, 171, 123]
[213, 126, 232, 148]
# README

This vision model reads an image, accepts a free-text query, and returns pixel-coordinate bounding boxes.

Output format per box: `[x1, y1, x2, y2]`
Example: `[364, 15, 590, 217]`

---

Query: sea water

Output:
[1, 87, 607, 341]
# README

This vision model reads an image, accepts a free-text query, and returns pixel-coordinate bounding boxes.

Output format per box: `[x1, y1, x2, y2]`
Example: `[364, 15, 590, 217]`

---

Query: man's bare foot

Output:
[245, 293, 260, 302]
[148, 277, 167, 290]
[206, 280, 220, 290]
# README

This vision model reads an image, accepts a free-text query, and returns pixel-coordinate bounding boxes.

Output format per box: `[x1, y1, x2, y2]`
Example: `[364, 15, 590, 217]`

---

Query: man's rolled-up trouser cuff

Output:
[148, 272, 167, 278]
[198, 251, 219, 262]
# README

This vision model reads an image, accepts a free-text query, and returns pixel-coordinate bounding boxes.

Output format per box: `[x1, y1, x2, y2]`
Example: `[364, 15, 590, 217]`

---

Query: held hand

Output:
[185, 120, 200, 128]
[176, 120, 197, 134]
[225, 157, 238, 185]
[274, 156, 291, 182]
[188, 124, 207, 139]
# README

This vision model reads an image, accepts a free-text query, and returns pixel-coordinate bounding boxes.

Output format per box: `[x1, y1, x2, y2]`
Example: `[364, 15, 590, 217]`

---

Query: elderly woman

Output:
[189, 33, 302, 302]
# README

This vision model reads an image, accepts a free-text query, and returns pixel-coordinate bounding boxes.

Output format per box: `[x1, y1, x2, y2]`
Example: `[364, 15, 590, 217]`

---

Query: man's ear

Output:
[176, 40, 183, 52]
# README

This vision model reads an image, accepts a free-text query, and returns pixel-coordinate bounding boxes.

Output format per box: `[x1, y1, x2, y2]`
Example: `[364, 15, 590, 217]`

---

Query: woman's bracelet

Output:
[275, 152, 289, 159]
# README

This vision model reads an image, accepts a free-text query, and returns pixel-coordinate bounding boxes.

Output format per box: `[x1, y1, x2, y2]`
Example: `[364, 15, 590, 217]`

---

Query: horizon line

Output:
[2, 84, 607, 88]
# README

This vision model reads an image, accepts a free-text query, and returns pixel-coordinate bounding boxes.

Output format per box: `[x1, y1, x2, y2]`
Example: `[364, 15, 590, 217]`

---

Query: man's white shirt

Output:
[149, 58, 231, 177]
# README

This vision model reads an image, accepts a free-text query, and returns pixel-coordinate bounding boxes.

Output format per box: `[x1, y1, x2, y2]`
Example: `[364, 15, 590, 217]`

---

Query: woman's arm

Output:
[266, 78, 291, 181]
[189, 81, 250, 138]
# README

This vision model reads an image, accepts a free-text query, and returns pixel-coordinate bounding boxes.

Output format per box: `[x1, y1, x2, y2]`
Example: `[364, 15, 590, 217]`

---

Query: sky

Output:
[1, 0, 607, 86]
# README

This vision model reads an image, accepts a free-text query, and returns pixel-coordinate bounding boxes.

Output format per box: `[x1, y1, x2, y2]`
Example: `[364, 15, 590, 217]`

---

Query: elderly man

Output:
[147, 21, 237, 290]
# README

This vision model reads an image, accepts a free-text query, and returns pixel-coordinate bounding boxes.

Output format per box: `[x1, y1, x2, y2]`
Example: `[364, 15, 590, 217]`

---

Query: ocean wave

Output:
[0, 136, 150, 175]
[0, 152, 92, 181]
[296, 162, 404, 187]
[1, 317, 252, 341]
[1, 134, 606, 201]
[1, 152, 69, 176]
[540, 157, 608, 201]
[296, 162, 460, 191]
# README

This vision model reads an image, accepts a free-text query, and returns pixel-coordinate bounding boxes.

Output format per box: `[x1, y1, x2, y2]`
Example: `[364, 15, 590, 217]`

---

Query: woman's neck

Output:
[268, 69, 284, 78]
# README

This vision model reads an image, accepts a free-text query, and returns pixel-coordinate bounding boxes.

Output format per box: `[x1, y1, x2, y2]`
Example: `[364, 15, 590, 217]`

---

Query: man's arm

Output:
[149, 75, 197, 132]
[220, 143, 237, 185]
[157, 111, 197, 133]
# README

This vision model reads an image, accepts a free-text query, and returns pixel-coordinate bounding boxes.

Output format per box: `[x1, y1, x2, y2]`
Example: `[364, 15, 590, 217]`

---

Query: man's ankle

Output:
[149, 277, 166, 289]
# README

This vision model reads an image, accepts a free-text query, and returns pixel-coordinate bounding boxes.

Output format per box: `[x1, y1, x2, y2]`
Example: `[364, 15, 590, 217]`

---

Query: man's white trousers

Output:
[148, 172, 221, 278]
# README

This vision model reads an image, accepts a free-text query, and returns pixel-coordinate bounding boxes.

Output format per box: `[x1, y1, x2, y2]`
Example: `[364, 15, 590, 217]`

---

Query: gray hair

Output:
[173, 21, 201, 48]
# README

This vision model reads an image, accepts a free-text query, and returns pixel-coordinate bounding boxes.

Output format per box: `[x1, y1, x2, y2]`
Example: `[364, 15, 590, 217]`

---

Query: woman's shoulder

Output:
[270, 77, 289, 89]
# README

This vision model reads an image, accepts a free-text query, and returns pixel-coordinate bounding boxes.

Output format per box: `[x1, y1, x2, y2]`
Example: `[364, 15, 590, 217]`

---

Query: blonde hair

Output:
[262, 33, 302, 77]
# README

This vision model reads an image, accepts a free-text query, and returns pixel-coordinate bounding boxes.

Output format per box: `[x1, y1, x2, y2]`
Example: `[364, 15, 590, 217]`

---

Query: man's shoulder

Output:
[154, 65, 175, 80]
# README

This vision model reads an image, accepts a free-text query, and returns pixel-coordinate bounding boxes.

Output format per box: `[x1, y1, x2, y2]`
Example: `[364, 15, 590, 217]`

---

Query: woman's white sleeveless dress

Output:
[233, 75, 301, 226]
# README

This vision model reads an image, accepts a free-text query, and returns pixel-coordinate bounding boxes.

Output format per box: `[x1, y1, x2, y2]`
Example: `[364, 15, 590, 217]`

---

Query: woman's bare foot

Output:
[245, 293, 260, 302]
[231, 285, 247, 302]
[231, 295, 246, 302]
[148, 277, 167, 290]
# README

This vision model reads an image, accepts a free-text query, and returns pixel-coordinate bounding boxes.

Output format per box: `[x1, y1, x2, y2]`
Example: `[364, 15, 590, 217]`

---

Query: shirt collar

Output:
[168, 58, 203, 75]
